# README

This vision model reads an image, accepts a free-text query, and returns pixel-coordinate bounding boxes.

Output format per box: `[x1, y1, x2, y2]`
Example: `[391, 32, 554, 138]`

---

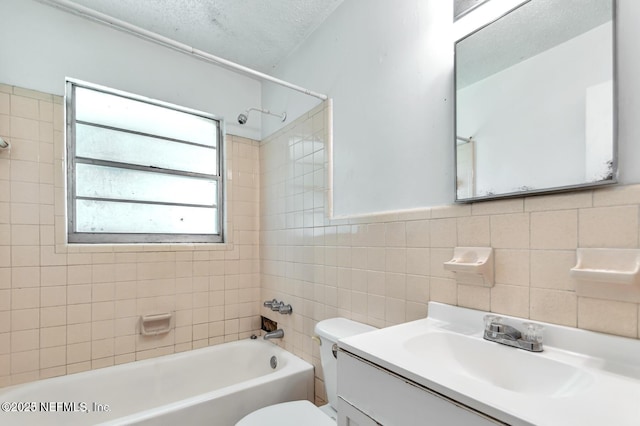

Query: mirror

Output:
[455, 0, 616, 202]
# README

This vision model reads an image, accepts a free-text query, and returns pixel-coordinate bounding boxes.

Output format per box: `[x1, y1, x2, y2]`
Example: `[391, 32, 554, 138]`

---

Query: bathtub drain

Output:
[270, 356, 278, 369]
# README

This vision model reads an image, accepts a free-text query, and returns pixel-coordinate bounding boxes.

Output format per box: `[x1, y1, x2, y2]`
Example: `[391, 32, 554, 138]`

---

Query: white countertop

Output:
[339, 302, 640, 426]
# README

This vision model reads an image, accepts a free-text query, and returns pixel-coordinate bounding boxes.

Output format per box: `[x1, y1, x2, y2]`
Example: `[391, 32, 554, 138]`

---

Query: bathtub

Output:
[0, 338, 314, 426]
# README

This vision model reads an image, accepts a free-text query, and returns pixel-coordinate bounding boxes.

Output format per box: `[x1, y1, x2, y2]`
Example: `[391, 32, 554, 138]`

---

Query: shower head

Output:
[237, 107, 286, 125]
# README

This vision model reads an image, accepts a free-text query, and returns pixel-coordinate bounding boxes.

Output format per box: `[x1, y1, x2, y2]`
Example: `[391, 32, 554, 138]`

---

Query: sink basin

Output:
[404, 331, 594, 397]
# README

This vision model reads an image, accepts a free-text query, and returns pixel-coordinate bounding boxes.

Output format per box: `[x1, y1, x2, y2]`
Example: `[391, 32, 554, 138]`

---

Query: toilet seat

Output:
[236, 400, 335, 426]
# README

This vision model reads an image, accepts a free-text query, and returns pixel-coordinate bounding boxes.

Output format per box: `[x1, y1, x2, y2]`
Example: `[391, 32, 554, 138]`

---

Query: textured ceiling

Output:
[68, 0, 345, 73]
[457, 0, 613, 88]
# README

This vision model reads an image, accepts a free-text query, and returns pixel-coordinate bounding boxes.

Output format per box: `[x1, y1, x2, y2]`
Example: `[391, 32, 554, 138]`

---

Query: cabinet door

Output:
[338, 397, 380, 426]
[338, 352, 507, 426]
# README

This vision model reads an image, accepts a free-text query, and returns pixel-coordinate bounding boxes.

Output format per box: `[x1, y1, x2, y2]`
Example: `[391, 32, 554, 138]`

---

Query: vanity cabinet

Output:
[337, 350, 505, 426]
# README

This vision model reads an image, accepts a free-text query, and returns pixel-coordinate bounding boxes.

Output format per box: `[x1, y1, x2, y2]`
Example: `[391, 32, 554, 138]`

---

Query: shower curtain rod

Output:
[37, 0, 329, 101]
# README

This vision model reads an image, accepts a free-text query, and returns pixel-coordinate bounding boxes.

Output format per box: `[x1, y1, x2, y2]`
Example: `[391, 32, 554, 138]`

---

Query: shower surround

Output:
[0, 83, 261, 387]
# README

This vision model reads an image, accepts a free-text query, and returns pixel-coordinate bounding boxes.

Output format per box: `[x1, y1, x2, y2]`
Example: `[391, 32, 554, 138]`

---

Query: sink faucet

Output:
[263, 329, 284, 340]
[483, 316, 543, 352]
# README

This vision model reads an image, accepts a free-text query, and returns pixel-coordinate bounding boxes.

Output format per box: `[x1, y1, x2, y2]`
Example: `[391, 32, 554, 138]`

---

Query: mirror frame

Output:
[453, 0, 618, 203]
[454, 0, 491, 21]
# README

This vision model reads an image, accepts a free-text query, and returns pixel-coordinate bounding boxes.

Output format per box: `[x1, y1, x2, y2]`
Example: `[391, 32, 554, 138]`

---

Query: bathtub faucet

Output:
[264, 329, 284, 340]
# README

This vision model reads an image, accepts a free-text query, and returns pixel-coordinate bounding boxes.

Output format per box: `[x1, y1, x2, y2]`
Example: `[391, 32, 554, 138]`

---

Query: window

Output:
[66, 80, 224, 243]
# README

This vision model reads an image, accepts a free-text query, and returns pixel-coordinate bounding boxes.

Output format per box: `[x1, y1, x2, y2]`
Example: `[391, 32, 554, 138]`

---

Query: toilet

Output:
[236, 318, 376, 426]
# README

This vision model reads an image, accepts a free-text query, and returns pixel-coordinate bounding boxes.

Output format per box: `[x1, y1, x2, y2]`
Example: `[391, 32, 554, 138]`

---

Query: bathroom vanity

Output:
[337, 302, 640, 426]
[337, 350, 504, 425]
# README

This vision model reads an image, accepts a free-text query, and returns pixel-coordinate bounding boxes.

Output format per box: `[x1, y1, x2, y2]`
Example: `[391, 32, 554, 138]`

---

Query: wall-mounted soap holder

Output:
[444, 247, 494, 287]
[570, 248, 640, 302]
[140, 312, 173, 336]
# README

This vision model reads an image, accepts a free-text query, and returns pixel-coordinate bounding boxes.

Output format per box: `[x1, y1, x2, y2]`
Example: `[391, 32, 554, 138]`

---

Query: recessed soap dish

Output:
[570, 249, 640, 303]
[444, 247, 494, 287]
[140, 312, 173, 336]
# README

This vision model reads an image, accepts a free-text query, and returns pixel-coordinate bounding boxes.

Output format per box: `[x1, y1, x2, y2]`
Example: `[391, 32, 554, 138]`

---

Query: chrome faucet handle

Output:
[522, 322, 544, 343]
[271, 301, 283, 311]
[484, 314, 503, 331]
[278, 304, 293, 315]
[484, 315, 520, 339]
[488, 322, 503, 333]
[263, 299, 279, 309]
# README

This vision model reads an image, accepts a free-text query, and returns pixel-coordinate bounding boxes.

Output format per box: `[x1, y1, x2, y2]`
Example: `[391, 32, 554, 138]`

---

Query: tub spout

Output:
[263, 329, 284, 340]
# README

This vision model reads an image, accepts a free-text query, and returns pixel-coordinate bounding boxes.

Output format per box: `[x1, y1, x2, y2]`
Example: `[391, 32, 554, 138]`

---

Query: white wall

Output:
[4, 0, 640, 216]
[585, 80, 614, 182]
[263, 0, 454, 216]
[0, 0, 262, 140]
[616, 0, 640, 187]
[264, 0, 640, 216]
[457, 23, 612, 196]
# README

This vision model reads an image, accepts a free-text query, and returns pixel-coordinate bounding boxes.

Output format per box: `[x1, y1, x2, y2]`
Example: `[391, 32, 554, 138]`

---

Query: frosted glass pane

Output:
[75, 86, 217, 147]
[76, 164, 217, 206]
[76, 124, 217, 175]
[76, 200, 218, 234]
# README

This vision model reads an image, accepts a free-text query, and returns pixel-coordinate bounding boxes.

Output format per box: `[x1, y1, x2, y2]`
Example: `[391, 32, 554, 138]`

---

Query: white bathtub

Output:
[0, 339, 314, 426]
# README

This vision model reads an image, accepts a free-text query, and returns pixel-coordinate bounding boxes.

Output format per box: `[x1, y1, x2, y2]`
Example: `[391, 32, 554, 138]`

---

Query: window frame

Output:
[65, 79, 225, 244]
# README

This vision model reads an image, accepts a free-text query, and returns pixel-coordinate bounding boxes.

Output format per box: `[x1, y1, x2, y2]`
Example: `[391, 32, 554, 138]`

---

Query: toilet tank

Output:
[314, 318, 376, 410]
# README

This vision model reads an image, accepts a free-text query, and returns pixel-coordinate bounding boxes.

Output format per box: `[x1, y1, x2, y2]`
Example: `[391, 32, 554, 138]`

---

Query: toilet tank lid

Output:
[314, 318, 377, 341]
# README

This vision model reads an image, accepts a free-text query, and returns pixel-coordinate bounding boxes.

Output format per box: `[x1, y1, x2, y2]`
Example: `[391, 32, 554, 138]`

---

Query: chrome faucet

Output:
[483, 315, 543, 352]
[263, 329, 284, 340]
[263, 299, 293, 315]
